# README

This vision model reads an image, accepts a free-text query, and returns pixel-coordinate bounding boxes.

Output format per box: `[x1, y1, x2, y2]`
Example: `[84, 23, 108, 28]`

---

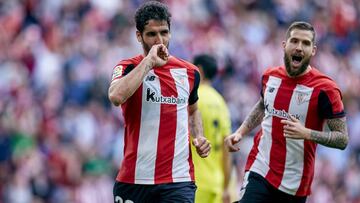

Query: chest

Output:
[263, 76, 319, 122]
[141, 68, 191, 105]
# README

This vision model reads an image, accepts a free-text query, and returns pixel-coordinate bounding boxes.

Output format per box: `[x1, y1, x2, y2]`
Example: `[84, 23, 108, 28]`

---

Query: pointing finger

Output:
[289, 114, 297, 121]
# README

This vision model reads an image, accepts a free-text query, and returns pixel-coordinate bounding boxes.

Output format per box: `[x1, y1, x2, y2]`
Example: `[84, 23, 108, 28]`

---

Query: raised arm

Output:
[108, 44, 168, 106]
[224, 97, 265, 152]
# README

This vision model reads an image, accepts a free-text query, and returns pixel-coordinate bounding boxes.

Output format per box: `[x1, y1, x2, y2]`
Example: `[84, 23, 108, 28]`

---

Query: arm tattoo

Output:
[310, 117, 349, 150]
[189, 109, 203, 138]
[243, 98, 265, 132]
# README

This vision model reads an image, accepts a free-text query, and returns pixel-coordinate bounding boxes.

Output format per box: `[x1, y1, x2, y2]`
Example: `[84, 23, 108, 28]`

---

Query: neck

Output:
[287, 65, 312, 78]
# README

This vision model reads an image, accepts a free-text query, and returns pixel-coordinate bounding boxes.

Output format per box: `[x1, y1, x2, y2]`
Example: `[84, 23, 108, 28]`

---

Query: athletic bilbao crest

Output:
[174, 75, 185, 86]
[296, 92, 308, 105]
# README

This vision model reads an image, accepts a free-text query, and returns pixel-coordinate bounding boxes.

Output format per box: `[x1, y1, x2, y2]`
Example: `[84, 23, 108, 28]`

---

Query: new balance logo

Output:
[146, 88, 186, 105]
[268, 87, 275, 93]
[145, 75, 156, 81]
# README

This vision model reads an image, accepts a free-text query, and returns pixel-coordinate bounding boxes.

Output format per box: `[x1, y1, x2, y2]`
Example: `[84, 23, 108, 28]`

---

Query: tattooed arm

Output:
[189, 103, 211, 157]
[224, 97, 265, 152]
[238, 97, 266, 135]
[309, 117, 348, 150]
[282, 116, 349, 150]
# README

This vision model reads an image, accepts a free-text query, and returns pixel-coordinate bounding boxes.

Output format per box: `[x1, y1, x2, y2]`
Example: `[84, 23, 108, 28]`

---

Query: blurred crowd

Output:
[0, 0, 360, 202]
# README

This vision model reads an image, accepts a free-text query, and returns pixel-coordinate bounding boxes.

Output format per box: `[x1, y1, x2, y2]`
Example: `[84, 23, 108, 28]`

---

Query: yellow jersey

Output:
[191, 84, 231, 194]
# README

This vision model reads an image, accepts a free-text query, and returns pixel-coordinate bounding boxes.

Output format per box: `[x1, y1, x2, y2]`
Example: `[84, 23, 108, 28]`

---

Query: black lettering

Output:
[146, 88, 155, 101]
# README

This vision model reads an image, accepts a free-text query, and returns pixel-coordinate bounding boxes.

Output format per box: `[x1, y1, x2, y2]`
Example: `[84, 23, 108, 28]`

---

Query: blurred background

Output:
[0, 0, 360, 202]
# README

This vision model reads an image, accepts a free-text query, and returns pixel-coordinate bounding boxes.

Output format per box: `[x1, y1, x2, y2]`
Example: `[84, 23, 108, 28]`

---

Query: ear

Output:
[282, 41, 286, 50]
[136, 30, 142, 42]
[311, 45, 317, 56]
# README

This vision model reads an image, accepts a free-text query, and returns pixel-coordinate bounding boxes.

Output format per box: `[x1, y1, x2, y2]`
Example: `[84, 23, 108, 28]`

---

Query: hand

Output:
[224, 133, 242, 152]
[281, 114, 311, 140]
[222, 189, 231, 203]
[146, 44, 169, 67]
[192, 137, 211, 158]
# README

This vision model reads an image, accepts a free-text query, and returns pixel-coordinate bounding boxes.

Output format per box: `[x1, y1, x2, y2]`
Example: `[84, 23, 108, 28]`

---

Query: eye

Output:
[290, 38, 298, 43]
[161, 30, 169, 35]
[146, 32, 156, 37]
[303, 40, 311, 46]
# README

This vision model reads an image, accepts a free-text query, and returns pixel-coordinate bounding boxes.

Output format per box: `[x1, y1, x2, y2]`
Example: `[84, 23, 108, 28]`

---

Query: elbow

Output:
[339, 145, 347, 151]
[108, 91, 125, 106]
[339, 136, 349, 150]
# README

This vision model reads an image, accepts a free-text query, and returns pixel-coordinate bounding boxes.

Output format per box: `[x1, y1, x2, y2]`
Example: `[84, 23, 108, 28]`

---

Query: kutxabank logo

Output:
[146, 88, 186, 105]
[264, 100, 301, 120]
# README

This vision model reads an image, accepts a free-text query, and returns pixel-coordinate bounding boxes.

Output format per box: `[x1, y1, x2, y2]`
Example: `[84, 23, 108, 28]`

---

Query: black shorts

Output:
[113, 181, 196, 203]
[236, 172, 307, 203]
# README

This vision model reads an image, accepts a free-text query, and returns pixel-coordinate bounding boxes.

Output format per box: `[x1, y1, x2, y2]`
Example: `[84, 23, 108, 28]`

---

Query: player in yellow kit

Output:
[191, 54, 232, 203]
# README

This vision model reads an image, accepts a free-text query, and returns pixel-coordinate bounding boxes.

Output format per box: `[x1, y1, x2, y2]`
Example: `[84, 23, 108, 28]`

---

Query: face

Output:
[283, 29, 316, 77]
[136, 19, 171, 55]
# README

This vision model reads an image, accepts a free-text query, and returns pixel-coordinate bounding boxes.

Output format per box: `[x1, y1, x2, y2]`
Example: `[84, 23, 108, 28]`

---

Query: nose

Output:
[295, 43, 303, 52]
[154, 33, 163, 44]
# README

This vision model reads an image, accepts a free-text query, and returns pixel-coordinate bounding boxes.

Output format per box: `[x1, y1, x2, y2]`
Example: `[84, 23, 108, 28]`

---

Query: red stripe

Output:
[154, 69, 178, 183]
[245, 130, 262, 170]
[187, 69, 195, 181]
[265, 81, 296, 188]
[296, 91, 321, 195]
[116, 85, 143, 183]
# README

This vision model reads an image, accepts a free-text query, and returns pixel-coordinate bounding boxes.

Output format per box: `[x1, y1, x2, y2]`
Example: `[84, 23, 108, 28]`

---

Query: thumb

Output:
[233, 135, 241, 143]
[193, 138, 199, 146]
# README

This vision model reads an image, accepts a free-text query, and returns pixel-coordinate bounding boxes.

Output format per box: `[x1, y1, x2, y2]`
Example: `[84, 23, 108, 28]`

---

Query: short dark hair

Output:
[193, 54, 218, 80]
[135, 1, 171, 33]
[286, 21, 316, 44]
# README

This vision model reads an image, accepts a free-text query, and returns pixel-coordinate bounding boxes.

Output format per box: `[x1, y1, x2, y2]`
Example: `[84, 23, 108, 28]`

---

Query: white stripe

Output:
[238, 171, 250, 200]
[279, 84, 313, 194]
[135, 70, 161, 184]
[170, 69, 191, 182]
[250, 76, 282, 177]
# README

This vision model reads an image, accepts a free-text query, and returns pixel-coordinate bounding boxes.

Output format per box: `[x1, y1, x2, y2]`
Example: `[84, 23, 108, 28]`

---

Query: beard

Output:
[284, 53, 310, 77]
[141, 37, 169, 55]
[142, 42, 151, 54]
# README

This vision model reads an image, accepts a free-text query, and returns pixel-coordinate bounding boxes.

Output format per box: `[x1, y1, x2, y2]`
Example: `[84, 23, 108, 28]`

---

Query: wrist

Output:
[143, 56, 155, 70]
[305, 128, 312, 140]
[235, 130, 244, 138]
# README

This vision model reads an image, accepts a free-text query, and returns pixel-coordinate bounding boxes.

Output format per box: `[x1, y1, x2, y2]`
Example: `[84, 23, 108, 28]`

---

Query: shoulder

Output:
[311, 68, 340, 90]
[262, 66, 285, 77]
[169, 56, 199, 71]
[260, 66, 286, 85]
[115, 55, 143, 66]
[199, 86, 227, 106]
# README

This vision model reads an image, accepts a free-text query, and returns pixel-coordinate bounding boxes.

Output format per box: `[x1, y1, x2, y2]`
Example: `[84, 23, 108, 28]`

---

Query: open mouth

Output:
[291, 55, 303, 66]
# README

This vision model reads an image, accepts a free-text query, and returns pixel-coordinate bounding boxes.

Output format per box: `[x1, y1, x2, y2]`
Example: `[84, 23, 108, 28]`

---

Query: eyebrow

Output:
[290, 37, 311, 43]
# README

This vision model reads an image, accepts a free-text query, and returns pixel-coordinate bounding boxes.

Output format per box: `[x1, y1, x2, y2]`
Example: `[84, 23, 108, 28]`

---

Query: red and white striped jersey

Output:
[111, 55, 200, 185]
[245, 66, 345, 196]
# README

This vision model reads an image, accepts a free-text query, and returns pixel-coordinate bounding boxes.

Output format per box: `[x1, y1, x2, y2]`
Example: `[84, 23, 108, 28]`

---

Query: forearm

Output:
[309, 130, 348, 150]
[222, 146, 231, 190]
[235, 98, 265, 136]
[109, 57, 153, 105]
[308, 117, 348, 150]
[189, 108, 204, 139]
